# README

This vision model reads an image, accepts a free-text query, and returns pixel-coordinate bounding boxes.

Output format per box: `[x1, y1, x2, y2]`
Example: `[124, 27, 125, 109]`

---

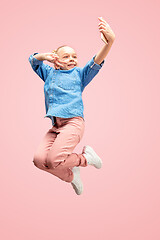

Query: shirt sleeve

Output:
[80, 55, 105, 90]
[28, 53, 53, 82]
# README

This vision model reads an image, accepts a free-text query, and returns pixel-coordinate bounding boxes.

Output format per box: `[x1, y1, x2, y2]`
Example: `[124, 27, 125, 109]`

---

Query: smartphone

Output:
[101, 33, 108, 44]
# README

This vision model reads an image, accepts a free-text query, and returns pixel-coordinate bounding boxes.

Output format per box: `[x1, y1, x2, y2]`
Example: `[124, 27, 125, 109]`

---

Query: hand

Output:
[45, 52, 66, 69]
[98, 17, 115, 44]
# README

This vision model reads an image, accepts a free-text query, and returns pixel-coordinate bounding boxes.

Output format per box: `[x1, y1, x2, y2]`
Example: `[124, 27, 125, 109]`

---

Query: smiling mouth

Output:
[68, 63, 76, 66]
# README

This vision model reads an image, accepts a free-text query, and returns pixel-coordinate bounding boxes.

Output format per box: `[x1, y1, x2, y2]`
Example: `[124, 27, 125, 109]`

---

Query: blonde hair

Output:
[52, 45, 69, 54]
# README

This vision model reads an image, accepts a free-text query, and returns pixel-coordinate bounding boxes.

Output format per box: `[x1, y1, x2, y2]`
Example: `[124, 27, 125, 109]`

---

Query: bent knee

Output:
[33, 155, 48, 169]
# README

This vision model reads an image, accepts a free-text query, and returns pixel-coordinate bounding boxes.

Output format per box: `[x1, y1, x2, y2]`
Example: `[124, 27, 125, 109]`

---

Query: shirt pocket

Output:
[56, 74, 81, 91]
[57, 79, 76, 90]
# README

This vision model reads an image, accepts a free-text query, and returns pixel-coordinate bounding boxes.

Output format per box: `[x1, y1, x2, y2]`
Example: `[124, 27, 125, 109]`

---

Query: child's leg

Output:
[33, 117, 87, 183]
[33, 128, 58, 170]
[45, 116, 87, 183]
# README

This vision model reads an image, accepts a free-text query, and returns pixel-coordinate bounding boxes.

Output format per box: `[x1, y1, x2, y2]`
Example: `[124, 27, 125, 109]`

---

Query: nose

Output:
[69, 56, 74, 61]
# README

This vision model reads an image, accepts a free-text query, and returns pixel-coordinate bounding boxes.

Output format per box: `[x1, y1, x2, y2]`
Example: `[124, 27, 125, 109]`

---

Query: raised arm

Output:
[34, 52, 66, 69]
[94, 17, 116, 65]
[28, 52, 67, 82]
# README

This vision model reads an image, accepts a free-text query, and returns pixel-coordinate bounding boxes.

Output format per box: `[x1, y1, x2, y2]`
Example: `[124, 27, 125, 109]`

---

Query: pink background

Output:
[0, 0, 160, 239]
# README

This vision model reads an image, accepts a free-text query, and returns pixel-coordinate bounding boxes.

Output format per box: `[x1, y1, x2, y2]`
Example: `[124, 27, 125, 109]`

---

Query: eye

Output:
[63, 56, 68, 58]
[73, 56, 77, 58]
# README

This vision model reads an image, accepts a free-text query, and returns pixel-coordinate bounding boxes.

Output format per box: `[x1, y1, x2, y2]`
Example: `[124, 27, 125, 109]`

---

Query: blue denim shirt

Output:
[28, 53, 105, 126]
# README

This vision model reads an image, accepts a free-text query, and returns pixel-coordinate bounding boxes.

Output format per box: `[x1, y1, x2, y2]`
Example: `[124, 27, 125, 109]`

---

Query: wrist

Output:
[107, 38, 115, 46]
[33, 53, 46, 61]
[109, 34, 116, 44]
[42, 53, 48, 61]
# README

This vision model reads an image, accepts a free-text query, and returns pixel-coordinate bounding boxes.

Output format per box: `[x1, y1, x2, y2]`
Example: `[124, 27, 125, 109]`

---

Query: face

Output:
[56, 46, 78, 70]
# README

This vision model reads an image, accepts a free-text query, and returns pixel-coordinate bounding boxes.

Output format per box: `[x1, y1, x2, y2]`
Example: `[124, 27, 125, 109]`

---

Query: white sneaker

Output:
[71, 166, 83, 195]
[82, 145, 102, 169]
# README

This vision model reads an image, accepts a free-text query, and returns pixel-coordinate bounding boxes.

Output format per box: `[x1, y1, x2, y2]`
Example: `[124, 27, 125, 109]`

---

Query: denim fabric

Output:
[28, 53, 105, 126]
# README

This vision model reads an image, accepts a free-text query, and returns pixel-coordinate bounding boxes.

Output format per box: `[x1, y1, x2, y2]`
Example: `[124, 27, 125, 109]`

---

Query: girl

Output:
[28, 17, 115, 195]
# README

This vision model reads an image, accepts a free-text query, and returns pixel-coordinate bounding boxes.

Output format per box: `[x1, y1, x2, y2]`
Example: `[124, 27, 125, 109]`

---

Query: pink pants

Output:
[33, 116, 87, 183]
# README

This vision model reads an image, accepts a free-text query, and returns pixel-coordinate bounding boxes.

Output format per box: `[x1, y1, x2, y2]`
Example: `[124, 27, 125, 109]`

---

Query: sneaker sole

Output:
[83, 145, 102, 169]
[71, 167, 83, 195]
[71, 182, 83, 195]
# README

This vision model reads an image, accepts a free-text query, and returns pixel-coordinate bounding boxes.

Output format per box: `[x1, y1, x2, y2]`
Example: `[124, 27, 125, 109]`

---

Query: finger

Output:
[57, 59, 66, 64]
[52, 55, 65, 63]
[101, 33, 108, 44]
[98, 26, 107, 31]
[55, 60, 64, 67]
[52, 54, 58, 59]
[98, 17, 106, 22]
[99, 29, 105, 33]
[98, 22, 105, 25]
[98, 17, 108, 25]
[99, 28, 107, 34]
[98, 16, 106, 21]
[99, 25, 109, 32]
[98, 20, 107, 25]
[54, 63, 60, 69]
[99, 22, 110, 29]
[98, 23, 106, 28]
